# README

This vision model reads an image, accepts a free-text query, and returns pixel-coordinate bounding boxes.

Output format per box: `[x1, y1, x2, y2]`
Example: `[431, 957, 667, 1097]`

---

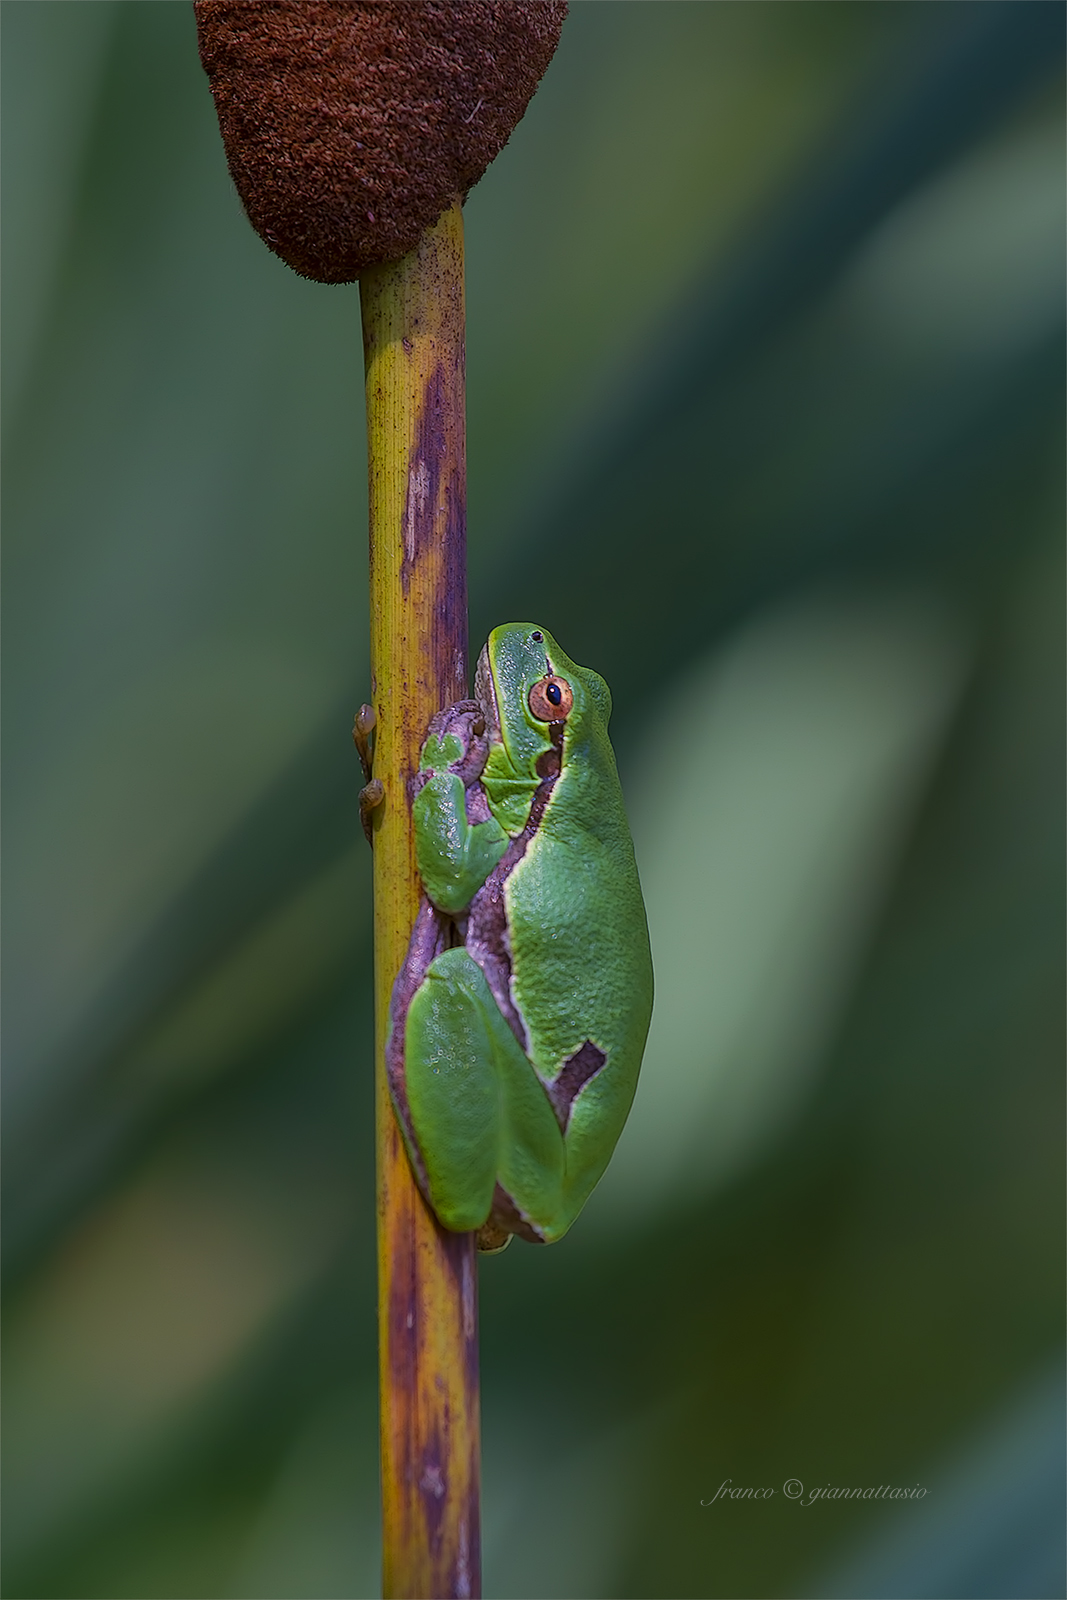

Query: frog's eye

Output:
[528, 675, 573, 722]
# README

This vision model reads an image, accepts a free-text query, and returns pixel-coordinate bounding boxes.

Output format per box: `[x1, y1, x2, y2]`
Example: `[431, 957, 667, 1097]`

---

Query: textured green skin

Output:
[402, 625, 654, 1243]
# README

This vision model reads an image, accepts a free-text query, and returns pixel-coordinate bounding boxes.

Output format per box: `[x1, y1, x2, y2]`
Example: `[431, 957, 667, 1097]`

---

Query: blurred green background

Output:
[2, 3, 1064, 1597]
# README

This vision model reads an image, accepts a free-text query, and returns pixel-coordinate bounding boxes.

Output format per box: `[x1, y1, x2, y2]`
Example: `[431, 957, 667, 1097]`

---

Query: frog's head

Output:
[474, 623, 612, 779]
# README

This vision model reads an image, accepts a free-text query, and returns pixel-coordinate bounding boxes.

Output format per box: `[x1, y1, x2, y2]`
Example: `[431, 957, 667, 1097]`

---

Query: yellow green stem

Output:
[360, 203, 480, 1600]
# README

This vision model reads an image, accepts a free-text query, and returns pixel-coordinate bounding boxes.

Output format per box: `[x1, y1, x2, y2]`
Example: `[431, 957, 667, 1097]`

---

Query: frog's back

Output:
[505, 722, 653, 1227]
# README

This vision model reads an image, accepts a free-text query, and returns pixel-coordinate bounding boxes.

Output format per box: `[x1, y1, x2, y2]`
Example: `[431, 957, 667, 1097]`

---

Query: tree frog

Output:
[386, 624, 653, 1247]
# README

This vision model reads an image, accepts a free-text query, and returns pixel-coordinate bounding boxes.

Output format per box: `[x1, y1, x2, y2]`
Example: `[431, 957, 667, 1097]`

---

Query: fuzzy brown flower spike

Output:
[194, 0, 567, 283]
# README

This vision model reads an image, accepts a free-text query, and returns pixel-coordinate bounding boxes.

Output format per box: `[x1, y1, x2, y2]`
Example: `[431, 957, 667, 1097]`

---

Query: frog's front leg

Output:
[413, 700, 509, 914]
[352, 703, 384, 845]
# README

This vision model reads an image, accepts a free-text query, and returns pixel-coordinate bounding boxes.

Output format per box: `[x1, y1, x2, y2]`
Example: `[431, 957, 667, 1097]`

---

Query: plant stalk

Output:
[360, 202, 480, 1600]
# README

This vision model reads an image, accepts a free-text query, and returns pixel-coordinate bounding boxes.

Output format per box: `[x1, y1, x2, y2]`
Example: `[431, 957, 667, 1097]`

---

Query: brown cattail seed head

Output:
[195, 1, 568, 283]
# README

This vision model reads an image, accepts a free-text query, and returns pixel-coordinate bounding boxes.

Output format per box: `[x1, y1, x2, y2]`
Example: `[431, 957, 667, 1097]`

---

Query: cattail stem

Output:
[361, 203, 480, 1600]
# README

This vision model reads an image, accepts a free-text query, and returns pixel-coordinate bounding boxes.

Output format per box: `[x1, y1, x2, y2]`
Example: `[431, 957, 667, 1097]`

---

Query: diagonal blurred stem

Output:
[360, 202, 480, 1600]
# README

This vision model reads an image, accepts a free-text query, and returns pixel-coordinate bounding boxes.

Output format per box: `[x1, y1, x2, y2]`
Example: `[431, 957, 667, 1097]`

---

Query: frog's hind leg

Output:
[404, 947, 563, 1234]
[403, 948, 499, 1231]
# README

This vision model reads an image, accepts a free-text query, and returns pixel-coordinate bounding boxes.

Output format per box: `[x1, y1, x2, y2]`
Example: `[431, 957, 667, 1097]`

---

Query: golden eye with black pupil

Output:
[528, 675, 573, 722]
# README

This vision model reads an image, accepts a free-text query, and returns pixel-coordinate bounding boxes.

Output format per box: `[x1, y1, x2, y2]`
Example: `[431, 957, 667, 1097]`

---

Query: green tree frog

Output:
[386, 624, 653, 1247]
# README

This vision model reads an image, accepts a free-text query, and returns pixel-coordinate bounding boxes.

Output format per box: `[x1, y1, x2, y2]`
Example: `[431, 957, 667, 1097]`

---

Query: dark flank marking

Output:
[462, 870, 522, 1043]
[535, 745, 561, 778]
[486, 1181, 546, 1245]
[465, 721, 565, 1045]
[545, 1040, 607, 1133]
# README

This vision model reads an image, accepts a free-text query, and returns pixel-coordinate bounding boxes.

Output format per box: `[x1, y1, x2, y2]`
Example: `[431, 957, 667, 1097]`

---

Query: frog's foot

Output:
[420, 699, 490, 786]
[352, 703, 376, 780]
[475, 1222, 512, 1254]
[545, 1040, 607, 1132]
[358, 777, 385, 845]
[484, 1182, 547, 1245]
[353, 704, 384, 845]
